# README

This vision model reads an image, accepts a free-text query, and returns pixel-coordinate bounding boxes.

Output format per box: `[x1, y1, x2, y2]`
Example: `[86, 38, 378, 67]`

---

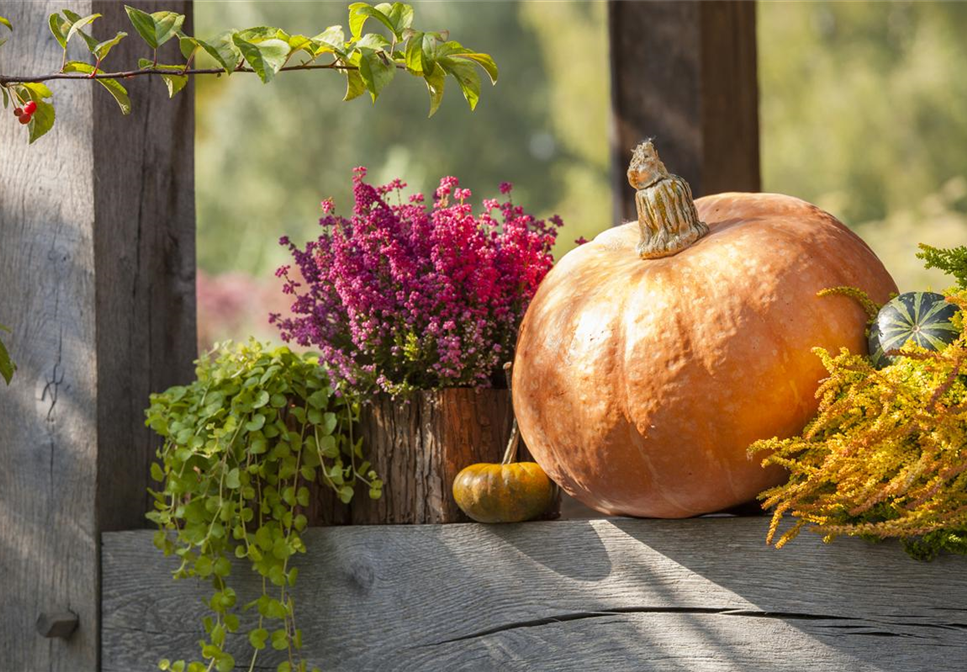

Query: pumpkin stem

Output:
[501, 421, 521, 465]
[628, 140, 709, 259]
[501, 360, 520, 465]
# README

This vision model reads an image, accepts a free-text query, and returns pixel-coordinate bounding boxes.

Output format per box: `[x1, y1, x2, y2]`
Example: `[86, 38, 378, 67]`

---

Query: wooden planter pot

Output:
[352, 388, 559, 524]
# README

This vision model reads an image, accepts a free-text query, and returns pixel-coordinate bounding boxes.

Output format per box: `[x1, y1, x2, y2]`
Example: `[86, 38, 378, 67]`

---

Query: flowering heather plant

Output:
[271, 168, 561, 397]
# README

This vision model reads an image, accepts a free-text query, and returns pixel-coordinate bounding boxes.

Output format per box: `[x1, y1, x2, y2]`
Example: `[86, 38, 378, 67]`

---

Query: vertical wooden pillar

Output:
[608, 0, 760, 223]
[0, 2, 194, 669]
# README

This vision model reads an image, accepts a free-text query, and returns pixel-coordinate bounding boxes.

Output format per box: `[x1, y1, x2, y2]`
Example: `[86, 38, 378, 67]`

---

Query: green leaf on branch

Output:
[349, 3, 391, 39]
[232, 36, 290, 84]
[177, 32, 199, 61]
[183, 31, 239, 75]
[404, 30, 424, 74]
[0, 15, 11, 31]
[236, 26, 287, 43]
[312, 26, 345, 57]
[380, 2, 415, 37]
[138, 59, 188, 98]
[423, 62, 445, 117]
[0, 324, 15, 385]
[48, 13, 69, 49]
[23, 82, 52, 99]
[94, 31, 127, 61]
[124, 6, 184, 49]
[439, 56, 480, 110]
[354, 32, 391, 51]
[449, 52, 498, 85]
[1, 87, 8, 109]
[64, 12, 101, 52]
[63, 62, 131, 115]
[58, 11, 92, 52]
[18, 83, 55, 143]
[286, 34, 315, 58]
[343, 69, 366, 101]
[358, 47, 395, 101]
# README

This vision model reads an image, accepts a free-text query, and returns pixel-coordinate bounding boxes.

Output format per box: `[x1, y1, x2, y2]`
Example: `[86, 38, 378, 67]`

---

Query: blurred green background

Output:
[195, 1, 967, 347]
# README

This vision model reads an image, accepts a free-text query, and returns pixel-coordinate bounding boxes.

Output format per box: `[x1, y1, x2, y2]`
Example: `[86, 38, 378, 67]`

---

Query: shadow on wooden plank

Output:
[102, 519, 967, 671]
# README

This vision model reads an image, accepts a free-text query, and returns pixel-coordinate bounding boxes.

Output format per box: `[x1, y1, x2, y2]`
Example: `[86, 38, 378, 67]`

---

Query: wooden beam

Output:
[0, 2, 194, 669]
[103, 518, 967, 670]
[92, 0, 197, 534]
[608, 1, 760, 223]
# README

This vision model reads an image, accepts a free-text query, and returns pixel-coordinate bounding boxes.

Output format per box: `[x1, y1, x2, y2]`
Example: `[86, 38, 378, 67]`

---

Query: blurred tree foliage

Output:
[759, 1, 967, 289]
[195, 1, 610, 279]
[196, 1, 967, 312]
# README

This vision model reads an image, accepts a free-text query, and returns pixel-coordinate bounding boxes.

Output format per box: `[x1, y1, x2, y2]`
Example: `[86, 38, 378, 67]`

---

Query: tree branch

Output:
[0, 61, 367, 85]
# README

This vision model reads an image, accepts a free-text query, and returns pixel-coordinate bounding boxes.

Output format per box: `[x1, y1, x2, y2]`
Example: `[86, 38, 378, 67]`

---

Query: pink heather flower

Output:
[320, 198, 335, 214]
[575, 236, 589, 246]
[499, 182, 512, 195]
[272, 170, 562, 398]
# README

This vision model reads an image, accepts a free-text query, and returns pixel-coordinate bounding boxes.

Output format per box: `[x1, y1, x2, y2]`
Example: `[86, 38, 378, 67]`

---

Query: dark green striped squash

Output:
[868, 291, 959, 368]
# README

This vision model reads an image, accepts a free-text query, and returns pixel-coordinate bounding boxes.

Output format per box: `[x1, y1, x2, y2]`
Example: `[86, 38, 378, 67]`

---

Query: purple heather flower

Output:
[272, 170, 562, 397]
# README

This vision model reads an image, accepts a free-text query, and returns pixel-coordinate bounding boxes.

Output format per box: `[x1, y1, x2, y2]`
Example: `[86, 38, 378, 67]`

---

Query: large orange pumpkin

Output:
[512, 142, 897, 518]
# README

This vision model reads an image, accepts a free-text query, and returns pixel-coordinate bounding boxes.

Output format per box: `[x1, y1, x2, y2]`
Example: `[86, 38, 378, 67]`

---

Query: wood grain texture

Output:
[353, 389, 558, 524]
[0, 3, 194, 670]
[608, 1, 760, 224]
[0, 4, 99, 670]
[92, 0, 197, 533]
[103, 518, 967, 671]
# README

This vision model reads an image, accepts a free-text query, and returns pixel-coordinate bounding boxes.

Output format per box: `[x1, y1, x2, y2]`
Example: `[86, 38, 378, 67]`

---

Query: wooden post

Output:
[0, 2, 195, 669]
[608, 0, 760, 223]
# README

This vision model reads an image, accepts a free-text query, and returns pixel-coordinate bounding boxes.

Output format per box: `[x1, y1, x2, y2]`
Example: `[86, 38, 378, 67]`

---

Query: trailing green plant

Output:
[0, 2, 497, 143]
[146, 340, 382, 672]
[750, 247, 967, 560]
[0, 323, 13, 385]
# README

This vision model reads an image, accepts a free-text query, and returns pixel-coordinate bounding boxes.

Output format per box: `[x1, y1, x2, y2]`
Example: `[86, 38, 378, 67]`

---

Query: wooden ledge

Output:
[102, 518, 967, 671]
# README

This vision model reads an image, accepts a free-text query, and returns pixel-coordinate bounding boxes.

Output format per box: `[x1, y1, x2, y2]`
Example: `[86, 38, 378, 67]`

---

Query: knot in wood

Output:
[347, 558, 376, 594]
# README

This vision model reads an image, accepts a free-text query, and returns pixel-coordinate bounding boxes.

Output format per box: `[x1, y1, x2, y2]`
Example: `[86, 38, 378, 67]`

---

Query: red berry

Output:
[18, 114, 31, 125]
[13, 107, 22, 117]
[23, 101, 37, 115]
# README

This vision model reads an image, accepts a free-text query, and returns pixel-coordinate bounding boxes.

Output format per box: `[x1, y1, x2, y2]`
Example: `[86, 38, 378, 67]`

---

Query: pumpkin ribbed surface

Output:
[512, 192, 897, 518]
[452, 462, 555, 523]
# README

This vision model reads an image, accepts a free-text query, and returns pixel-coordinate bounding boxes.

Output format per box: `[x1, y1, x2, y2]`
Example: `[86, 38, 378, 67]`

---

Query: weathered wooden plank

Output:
[103, 518, 967, 671]
[608, 1, 760, 223]
[0, 3, 194, 669]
